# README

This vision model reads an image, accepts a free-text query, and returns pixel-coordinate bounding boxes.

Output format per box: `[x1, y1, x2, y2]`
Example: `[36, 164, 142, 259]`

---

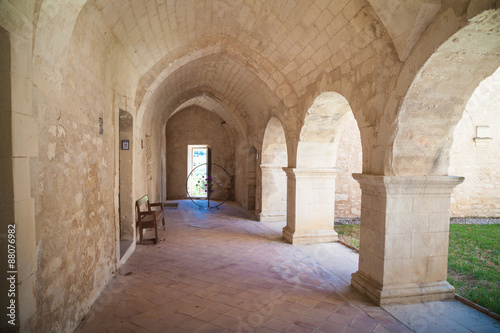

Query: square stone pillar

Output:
[351, 174, 464, 305]
[260, 165, 287, 222]
[282, 168, 338, 244]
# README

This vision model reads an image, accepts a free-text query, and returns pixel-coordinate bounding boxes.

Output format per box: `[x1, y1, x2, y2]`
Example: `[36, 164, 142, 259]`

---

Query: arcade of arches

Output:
[0, 0, 499, 331]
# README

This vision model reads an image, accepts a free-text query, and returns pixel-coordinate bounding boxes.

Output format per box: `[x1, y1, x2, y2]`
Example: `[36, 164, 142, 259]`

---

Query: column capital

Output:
[352, 173, 464, 195]
[283, 167, 339, 180]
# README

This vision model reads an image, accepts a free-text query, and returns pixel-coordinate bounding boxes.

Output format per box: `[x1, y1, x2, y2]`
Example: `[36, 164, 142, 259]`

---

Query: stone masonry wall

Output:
[30, 6, 137, 332]
[166, 107, 235, 200]
[449, 68, 500, 217]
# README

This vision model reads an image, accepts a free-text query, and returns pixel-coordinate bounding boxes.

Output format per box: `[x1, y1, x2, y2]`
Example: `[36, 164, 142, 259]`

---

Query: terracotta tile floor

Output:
[76, 200, 413, 333]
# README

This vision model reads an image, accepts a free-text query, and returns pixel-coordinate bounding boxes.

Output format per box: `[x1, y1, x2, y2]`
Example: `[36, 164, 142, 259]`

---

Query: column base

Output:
[259, 212, 286, 222]
[282, 226, 338, 244]
[351, 271, 455, 306]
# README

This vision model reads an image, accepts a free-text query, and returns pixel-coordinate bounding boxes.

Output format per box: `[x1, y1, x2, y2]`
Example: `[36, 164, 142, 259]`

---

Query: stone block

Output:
[327, 27, 352, 54]
[359, 226, 384, 257]
[428, 212, 452, 232]
[12, 157, 30, 201]
[12, 112, 37, 157]
[424, 255, 449, 282]
[385, 195, 413, 213]
[358, 249, 384, 284]
[414, 196, 451, 214]
[384, 257, 425, 285]
[18, 272, 36, 328]
[342, 0, 365, 21]
[385, 212, 428, 235]
[302, 4, 321, 27]
[14, 198, 37, 282]
[10, 33, 31, 77]
[411, 232, 449, 258]
[384, 233, 412, 259]
[0, 158, 14, 201]
[11, 73, 32, 117]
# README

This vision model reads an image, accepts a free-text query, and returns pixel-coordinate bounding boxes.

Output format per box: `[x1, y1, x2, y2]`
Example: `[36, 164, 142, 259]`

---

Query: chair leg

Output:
[154, 222, 159, 244]
[139, 225, 143, 245]
[162, 217, 166, 230]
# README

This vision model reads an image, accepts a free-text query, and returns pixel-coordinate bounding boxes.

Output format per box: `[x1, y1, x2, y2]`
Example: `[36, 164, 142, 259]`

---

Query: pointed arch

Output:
[388, 10, 500, 176]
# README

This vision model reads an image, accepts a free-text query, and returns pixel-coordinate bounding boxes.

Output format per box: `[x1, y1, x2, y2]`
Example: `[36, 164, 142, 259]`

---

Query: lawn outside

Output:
[335, 223, 500, 315]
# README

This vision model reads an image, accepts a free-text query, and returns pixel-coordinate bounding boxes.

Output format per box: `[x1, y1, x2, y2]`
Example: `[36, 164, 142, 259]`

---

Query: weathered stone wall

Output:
[449, 68, 500, 217]
[166, 107, 235, 200]
[29, 3, 140, 332]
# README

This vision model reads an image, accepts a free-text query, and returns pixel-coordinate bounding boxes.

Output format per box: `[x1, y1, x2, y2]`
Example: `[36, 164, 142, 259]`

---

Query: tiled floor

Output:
[76, 201, 498, 333]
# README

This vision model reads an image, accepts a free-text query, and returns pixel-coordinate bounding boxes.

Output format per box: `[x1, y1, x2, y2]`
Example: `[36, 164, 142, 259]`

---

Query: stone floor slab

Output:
[76, 201, 500, 333]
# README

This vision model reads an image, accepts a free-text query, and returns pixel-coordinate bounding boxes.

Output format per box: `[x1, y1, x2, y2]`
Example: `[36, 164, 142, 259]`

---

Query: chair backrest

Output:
[136, 195, 150, 216]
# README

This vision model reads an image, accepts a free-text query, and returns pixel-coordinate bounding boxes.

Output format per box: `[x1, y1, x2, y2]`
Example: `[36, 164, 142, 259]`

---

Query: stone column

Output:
[351, 174, 464, 305]
[260, 165, 287, 222]
[282, 168, 338, 244]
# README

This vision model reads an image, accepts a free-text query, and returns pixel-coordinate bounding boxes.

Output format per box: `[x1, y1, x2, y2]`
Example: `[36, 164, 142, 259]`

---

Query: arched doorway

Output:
[449, 67, 500, 218]
[260, 118, 288, 222]
[119, 110, 134, 257]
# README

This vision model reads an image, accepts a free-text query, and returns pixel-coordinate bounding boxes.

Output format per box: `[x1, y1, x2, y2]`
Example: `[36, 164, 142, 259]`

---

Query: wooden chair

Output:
[135, 195, 166, 245]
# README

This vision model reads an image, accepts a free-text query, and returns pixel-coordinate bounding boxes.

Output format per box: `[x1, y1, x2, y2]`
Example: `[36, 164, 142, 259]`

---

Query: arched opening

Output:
[449, 66, 500, 218]
[118, 110, 134, 257]
[246, 146, 258, 214]
[335, 112, 362, 219]
[388, 10, 500, 176]
[165, 106, 235, 201]
[352, 9, 500, 306]
[283, 92, 354, 244]
[296, 93, 352, 169]
[260, 117, 288, 222]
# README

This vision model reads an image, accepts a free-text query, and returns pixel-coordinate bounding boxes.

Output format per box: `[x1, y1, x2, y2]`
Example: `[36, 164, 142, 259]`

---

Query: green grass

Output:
[447, 224, 500, 314]
[336, 224, 360, 249]
[335, 223, 500, 314]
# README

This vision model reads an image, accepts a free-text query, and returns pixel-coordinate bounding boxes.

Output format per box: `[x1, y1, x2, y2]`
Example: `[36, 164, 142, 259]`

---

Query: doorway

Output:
[119, 110, 133, 258]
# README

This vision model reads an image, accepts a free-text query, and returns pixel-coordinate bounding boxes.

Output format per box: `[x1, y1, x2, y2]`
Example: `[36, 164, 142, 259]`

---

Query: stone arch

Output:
[169, 92, 245, 143]
[260, 118, 288, 222]
[33, 0, 88, 68]
[165, 106, 235, 200]
[297, 92, 353, 168]
[449, 66, 500, 217]
[136, 41, 291, 132]
[283, 91, 356, 244]
[388, 9, 500, 176]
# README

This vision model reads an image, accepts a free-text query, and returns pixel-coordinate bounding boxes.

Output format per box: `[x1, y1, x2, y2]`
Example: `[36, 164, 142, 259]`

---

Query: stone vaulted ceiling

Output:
[84, 0, 385, 131]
